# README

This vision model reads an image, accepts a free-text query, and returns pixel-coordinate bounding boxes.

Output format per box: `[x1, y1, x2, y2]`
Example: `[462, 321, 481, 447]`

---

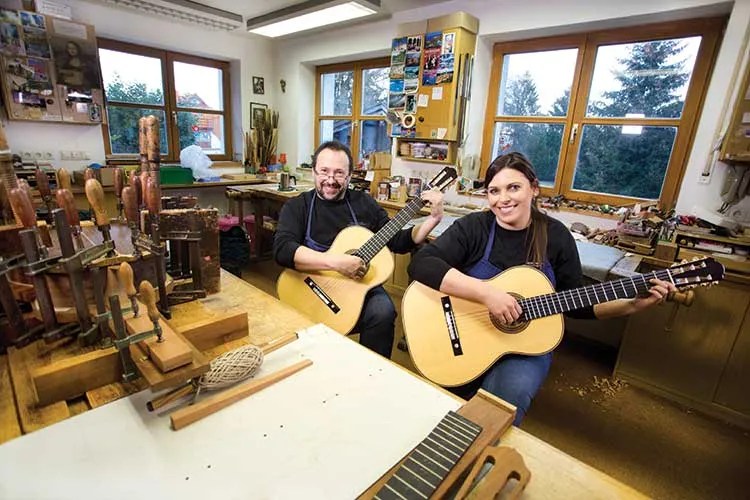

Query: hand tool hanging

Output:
[0, 255, 26, 346]
[113, 167, 125, 222]
[84, 178, 116, 256]
[108, 277, 163, 382]
[52, 206, 97, 345]
[9, 187, 75, 344]
[34, 168, 54, 224]
[55, 188, 84, 250]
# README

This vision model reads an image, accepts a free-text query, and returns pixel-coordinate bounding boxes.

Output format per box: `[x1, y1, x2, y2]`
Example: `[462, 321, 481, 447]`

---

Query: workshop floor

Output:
[241, 261, 750, 500]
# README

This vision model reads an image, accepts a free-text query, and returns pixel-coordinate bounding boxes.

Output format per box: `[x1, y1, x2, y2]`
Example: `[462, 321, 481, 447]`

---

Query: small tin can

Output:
[377, 182, 390, 201]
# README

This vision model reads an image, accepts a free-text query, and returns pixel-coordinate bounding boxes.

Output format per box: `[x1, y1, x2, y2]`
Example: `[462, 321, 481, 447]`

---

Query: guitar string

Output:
[450, 268, 679, 322]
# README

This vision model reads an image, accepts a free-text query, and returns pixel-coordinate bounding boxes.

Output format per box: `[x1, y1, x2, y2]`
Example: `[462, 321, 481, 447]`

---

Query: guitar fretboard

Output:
[521, 268, 674, 321]
[373, 411, 482, 500]
[357, 196, 426, 263]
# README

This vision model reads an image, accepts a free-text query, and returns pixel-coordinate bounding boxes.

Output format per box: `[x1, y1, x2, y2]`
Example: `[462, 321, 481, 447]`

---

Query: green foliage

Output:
[104, 74, 199, 155]
[498, 40, 689, 200]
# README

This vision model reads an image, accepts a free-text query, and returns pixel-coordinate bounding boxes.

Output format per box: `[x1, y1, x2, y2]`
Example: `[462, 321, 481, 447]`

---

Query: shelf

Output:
[396, 155, 453, 165]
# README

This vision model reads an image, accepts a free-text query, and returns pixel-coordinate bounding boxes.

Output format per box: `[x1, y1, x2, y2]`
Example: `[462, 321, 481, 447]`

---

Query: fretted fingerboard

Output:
[373, 411, 483, 500]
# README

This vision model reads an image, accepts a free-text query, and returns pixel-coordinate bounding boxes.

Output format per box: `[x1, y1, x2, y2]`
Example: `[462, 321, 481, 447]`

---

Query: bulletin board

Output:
[0, 8, 104, 124]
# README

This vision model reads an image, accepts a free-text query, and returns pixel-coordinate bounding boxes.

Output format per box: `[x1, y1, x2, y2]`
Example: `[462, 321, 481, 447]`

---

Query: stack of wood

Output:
[245, 108, 279, 172]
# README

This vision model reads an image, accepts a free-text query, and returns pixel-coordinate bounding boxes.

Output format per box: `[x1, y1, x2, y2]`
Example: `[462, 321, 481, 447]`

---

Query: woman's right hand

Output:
[482, 286, 522, 324]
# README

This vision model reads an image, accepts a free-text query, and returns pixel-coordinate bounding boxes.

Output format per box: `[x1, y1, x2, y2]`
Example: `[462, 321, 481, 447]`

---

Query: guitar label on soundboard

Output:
[304, 277, 340, 313]
[441, 296, 463, 356]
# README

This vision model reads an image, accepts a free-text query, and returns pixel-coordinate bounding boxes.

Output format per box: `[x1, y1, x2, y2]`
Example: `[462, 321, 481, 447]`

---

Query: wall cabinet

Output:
[615, 279, 750, 427]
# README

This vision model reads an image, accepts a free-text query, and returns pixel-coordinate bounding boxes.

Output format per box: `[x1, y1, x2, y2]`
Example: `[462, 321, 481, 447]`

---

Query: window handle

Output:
[569, 123, 579, 144]
[171, 111, 177, 124]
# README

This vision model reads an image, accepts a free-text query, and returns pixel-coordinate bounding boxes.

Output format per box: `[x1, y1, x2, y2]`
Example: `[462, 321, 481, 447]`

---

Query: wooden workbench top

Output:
[0, 270, 313, 444]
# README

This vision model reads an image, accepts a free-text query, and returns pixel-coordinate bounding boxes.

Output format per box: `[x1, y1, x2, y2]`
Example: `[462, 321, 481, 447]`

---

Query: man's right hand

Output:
[330, 253, 366, 279]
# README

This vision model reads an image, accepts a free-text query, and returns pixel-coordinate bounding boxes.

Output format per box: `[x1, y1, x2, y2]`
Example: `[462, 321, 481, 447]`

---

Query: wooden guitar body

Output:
[276, 225, 395, 334]
[402, 266, 563, 387]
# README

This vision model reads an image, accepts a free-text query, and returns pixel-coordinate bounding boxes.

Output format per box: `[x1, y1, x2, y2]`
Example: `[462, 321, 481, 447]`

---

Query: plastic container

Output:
[218, 215, 240, 232]
[160, 165, 194, 185]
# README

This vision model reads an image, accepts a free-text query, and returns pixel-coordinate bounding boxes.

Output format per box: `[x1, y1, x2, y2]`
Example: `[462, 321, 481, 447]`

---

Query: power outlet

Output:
[60, 150, 72, 160]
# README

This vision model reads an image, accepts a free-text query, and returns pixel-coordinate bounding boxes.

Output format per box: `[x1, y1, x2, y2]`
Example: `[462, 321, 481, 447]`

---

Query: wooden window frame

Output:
[98, 38, 233, 164]
[480, 18, 724, 209]
[314, 57, 390, 162]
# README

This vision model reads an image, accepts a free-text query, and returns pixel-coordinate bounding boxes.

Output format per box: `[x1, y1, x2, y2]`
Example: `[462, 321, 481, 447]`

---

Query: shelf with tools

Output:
[395, 138, 455, 164]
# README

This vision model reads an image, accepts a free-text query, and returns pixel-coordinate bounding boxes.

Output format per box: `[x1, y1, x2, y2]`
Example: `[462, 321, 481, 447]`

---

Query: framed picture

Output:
[250, 102, 267, 129]
[252, 76, 264, 95]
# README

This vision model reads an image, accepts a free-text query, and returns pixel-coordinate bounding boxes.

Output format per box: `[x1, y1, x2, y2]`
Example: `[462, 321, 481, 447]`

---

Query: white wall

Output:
[275, 0, 750, 216]
[2, 0, 276, 170]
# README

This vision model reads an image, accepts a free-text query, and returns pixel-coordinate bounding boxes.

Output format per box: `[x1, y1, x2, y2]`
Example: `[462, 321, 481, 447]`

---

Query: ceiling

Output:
[200, 0, 448, 22]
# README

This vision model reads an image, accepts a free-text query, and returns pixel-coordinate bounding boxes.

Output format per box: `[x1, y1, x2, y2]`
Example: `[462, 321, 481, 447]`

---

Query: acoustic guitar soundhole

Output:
[488, 292, 528, 334]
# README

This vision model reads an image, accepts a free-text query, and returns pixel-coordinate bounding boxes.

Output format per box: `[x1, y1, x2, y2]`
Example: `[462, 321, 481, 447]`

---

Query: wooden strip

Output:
[125, 307, 193, 372]
[31, 348, 121, 406]
[86, 380, 148, 409]
[174, 311, 248, 351]
[7, 344, 70, 434]
[0, 354, 21, 445]
[170, 359, 313, 431]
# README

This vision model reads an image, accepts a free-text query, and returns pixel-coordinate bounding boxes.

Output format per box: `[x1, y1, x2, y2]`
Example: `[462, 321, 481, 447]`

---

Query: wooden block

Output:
[31, 348, 122, 406]
[654, 241, 678, 262]
[7, 343, 70, 434]
[125, 309, 193, 373]
[130, 327, 209, 392]
[0, 355, 21, 445]
[173, 311, 248, 351]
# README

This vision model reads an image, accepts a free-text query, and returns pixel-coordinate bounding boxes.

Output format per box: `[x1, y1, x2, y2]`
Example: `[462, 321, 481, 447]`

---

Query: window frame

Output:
[480, 18, 724, 209]
[314, 57, 390, 163]
[97, 38, 233, 163]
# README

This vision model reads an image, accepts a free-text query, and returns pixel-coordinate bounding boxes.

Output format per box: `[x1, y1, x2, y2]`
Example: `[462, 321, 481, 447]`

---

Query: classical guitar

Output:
[402, 258, 725, 387]
[277, 167, 457, 335]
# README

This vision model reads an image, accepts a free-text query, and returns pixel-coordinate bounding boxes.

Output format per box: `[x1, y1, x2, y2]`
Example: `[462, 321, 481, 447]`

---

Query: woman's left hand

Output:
[421, 189, 444, 220]
[631, 278, 677, 311]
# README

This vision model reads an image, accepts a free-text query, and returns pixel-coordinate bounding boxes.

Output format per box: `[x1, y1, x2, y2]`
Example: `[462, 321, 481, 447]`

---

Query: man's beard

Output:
[316, 179, 346, 200]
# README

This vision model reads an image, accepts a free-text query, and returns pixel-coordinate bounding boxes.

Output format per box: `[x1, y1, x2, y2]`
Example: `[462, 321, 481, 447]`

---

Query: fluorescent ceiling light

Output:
[248, 1, 378, 38]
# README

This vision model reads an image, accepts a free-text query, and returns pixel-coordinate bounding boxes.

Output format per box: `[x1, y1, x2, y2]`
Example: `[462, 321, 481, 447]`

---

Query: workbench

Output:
[0, 272, 647, 498]
[226, 183, 313, 259]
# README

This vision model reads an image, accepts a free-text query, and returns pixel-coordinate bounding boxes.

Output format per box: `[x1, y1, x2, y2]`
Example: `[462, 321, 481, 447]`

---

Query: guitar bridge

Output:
[441, 296, 463, 356]
[304, 277, 340, 313]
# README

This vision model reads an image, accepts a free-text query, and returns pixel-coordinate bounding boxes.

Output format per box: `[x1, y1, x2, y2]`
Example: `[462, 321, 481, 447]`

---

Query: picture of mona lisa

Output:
[50, 36, 100, 91]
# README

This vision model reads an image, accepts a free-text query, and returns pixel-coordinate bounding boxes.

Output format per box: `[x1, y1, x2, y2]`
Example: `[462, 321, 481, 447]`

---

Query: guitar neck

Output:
[357, 197, 425, 263]
[520, 268, 674, 320]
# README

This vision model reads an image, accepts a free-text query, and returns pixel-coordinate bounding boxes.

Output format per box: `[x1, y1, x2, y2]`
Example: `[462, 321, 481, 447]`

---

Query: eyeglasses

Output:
[314, 169, 349, 181]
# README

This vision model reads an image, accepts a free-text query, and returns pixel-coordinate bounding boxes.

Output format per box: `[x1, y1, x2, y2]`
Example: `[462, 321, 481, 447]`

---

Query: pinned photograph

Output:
[405, 52, 420, 67]
[0, 21, 24, 56]
[252, 76, 264, 95]
[22, 26, 50, 58]
[389, 78, 404, 94]
[405, 94, 417, 113]
[20, 11, 45, 30]
[406, 35, 422, 52]
[404, 66, 419, 80]
[442, 32, 455, 54]
[425, 31, 442, 50]
[0, 9, 20, 24]
[392, 36, 407, 53]
[50, 37, 100, 90]
[390, 64, 404, 79]
[388, 92, 405, 109]
[390, 49, 405, 65]
[404, 78, 419, 94]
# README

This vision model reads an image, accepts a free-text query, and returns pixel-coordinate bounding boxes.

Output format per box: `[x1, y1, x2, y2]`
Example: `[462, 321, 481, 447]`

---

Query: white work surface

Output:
[0, 324, 461, 500]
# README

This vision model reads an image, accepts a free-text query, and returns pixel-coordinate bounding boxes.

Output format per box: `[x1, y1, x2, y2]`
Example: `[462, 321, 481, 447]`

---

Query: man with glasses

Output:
[273, 140, 444, 358]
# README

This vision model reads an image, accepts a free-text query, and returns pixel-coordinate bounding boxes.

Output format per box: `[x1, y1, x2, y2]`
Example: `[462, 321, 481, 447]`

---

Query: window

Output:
[98, 39, 232, 162]
[481, 18, 723, 208]
[315, 58, 390, 163]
